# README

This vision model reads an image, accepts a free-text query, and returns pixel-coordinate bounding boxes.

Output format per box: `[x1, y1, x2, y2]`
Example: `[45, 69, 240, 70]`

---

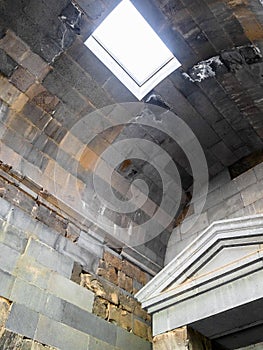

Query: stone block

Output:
[47, 272, 94, 312]
[0, 329, 23, 349]
[104, 250, 122, 270]
[61, 239, 99, 274]
[21, 339, 33, 350]
[118, 293, 136, 313]
[0, 49, 17, 77]
[207, 193, 243, 223]
[0, 242, 20, 274]
[0, 30, 29, 64]
[108, 305, 132, 331]
[98, 265, 118, 285]
[122, 259, 147, 285]
[31, 341, 57, 350]
[153, 327, 187, 350]
[25, 238, 74, 278]
[0, 297, 11, 331]
[234, 168, 257, 191]
[44, 294, 66, 322]
[27, 84, 59, 114]
[0, 219, 28, 253]
[0, 76, 21, 105]
[77, 231, 103, 258]
[92, 297, 108, 319]
[6, 303, 39, 339]
[62, 301, 117, 345]
[254, 162, 263, 181]
[116, 326, 151, 350]
[35, 315, 89, 350]
[14, 255, 50, 290]
[118, 271, 133, 293]
[241, 181, 263, 207]
[133, 318, 149, 340]
[10, 278, 47, 313]
[22, 101, 49, 130]
[88, 336, 117, 350]
[11, 92, 29, 112]
[180, 212, 208, 238]
[20, 51, 50, 80]
[35, 204, 67, 236]
[0, 270, 15, 299]
[221, 180, 239, 200]
[10, 66, 35, 92]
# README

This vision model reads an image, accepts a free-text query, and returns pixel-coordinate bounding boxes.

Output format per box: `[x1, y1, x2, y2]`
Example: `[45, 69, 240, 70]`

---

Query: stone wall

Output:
[0, 167, 152, 350]
[0, 27, 167, 273]
[166, 161, 263, 263]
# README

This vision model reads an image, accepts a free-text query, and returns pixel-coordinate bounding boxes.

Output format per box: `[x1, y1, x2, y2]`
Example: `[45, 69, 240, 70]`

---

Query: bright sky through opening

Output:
[92, 0, 175, 85]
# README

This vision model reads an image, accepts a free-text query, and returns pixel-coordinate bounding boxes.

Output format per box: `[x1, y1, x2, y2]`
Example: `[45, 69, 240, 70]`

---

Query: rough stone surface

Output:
[153, 327, 211, 350]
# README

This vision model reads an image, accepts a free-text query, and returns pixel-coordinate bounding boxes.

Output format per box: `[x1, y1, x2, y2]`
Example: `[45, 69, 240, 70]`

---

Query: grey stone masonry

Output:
[166, 163, 263, 264]
[0, 193, 151, 350]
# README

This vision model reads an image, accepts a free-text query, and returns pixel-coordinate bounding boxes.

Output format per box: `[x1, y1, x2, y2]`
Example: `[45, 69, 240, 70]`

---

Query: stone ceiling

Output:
[0, 0, 262, 271]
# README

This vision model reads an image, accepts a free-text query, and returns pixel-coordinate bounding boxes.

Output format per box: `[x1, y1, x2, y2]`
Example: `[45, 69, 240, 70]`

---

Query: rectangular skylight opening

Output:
[85, 0, 181, 100]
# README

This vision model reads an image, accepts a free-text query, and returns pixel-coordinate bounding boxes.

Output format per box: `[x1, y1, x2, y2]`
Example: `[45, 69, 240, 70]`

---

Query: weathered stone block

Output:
[0, 76, 21, 105]
[27, 84, 59, 114]
[122, 260, 147, 285]
[92, 297, 108, 319]
[153, 327, 187, 350]
[14, 255, 50, 290]
[98, 265, 118, 285]
[118, 271, 133, 293]
[0, 49, 17, 77]
[81, 273, 119, 305]
[108, 305, 132, 331]
[0, 297, 11, 335]
[0, 329, 23, 349]
[20, 51, 50, 80]
[6, 303, 39, 339]
[0, 30, 28, 64]
[10, 66, 35, 92]
[25, 238, 74, 278]
[62, 239, 99, 274]
[133, 318, 150, 340]
[104, 250, 122, 270]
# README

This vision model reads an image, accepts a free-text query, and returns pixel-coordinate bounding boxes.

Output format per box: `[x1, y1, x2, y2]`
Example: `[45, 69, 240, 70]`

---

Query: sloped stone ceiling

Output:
[0, 0, 262, 268]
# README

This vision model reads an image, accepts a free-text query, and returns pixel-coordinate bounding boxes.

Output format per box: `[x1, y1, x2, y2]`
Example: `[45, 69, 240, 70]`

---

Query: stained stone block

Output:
[6, 303, 39, 339]
[14, 255, 51, 290]
[25, 238, 74, 278]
